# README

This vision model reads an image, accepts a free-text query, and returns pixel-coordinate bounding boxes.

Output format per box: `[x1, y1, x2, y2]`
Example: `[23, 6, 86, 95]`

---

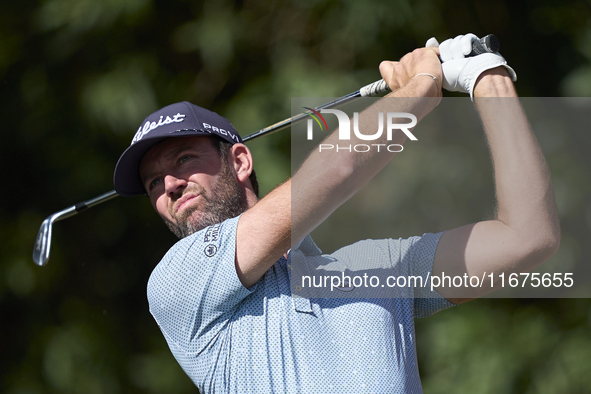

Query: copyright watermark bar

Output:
[298, 272, 574, 293]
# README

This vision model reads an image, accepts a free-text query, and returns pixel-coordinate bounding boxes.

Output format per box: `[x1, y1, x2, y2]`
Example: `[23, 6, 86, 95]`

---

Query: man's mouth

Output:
[173, 193, 200, 215]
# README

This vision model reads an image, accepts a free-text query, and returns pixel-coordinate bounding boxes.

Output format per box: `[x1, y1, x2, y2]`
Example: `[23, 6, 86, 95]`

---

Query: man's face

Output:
[139, 136, 248, 238]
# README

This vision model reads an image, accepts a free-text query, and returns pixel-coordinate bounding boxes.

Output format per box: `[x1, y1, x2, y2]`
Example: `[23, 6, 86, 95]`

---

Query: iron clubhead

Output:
[33, 217, 53, 266]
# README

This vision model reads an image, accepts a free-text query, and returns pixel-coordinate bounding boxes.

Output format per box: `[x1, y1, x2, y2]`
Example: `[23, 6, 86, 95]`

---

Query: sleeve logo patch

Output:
[204, 244, 218, 257]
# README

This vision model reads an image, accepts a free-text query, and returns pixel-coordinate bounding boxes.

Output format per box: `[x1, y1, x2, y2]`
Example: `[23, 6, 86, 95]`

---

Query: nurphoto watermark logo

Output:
[305, 108, 417, 153]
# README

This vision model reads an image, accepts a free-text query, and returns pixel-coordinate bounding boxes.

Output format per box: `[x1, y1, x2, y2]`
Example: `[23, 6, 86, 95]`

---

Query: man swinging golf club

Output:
[112, 34, 560, 393]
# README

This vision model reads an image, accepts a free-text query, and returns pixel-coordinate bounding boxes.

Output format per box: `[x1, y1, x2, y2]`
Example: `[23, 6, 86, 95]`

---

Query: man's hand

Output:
[378, 47, 442, 97]
[427, 34, 517, 98]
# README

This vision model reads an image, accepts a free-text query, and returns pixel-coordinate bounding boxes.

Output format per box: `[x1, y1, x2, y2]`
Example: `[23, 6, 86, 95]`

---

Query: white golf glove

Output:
[426, 34, 517, 98]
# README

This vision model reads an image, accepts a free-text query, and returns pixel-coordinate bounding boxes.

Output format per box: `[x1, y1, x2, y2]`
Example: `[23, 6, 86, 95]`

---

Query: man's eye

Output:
[149, 178, 162, 190]
[179, 155, 192, 164]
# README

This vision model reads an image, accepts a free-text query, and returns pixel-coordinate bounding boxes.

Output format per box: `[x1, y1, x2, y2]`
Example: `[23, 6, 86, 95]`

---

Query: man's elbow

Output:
[525, 225, 561, 266]
[545, 227, 561, 259]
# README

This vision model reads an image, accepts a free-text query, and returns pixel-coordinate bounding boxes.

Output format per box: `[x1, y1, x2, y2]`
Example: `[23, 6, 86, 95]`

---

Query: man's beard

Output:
[165, 161, 248, 239]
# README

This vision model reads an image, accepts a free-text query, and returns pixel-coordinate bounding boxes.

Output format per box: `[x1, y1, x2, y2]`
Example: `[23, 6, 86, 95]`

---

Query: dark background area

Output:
[2, 0, 591, 393]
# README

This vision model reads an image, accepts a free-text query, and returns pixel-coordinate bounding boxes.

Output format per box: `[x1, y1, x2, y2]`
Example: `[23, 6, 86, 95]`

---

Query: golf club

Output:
[31, 79, 392, 267]
[32, 34, 500, 267]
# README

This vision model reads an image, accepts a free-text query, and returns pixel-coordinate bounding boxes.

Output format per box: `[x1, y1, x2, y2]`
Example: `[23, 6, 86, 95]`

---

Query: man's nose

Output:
[164, 174, 187, 198]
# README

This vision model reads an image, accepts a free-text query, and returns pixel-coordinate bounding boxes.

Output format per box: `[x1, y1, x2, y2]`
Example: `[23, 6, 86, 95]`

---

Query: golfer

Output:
[113, 35, 560, 393]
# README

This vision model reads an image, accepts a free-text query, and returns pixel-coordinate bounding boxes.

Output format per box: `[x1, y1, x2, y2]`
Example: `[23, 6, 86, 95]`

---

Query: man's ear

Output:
[229, 143, 253, 183]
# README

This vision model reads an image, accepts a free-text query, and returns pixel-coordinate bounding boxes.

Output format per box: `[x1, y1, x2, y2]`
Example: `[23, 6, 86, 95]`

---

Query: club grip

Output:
[470, 34, 500, 55]
[359, 79, 390, 97]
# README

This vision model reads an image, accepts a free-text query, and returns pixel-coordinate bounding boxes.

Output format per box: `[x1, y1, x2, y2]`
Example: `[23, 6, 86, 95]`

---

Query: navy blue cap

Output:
[114, 101, 243, 196]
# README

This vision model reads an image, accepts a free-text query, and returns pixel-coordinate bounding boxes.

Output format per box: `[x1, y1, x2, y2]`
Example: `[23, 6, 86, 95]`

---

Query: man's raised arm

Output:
[235, 47, 443, 287]
[432, 67, 561, 303]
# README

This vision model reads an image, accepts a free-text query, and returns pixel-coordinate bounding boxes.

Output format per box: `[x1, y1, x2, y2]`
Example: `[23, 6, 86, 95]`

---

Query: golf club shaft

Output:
[53, 189, 120, 224]
[242, 79, 389, 142]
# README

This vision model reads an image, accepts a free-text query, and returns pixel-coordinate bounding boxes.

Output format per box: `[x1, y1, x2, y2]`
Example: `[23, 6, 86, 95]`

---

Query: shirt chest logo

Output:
[203, 223, 221, 243]
[204, 244, 218, 257]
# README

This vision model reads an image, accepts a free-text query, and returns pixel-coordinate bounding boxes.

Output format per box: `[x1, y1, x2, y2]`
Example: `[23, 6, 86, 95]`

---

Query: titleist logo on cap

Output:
[132, 113, 186, 144]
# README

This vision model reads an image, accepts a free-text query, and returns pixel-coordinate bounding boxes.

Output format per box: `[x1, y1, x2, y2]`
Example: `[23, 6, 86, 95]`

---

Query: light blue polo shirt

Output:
[147, 216, 454, 393]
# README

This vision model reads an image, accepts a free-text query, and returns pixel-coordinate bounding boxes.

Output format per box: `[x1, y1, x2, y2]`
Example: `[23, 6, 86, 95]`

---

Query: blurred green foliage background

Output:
[2, 0, 591, 393]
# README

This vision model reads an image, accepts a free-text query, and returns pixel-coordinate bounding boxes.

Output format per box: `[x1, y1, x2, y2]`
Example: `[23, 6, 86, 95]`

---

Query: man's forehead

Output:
[148, 135, 215, 158]
[139, 136, 217, 175]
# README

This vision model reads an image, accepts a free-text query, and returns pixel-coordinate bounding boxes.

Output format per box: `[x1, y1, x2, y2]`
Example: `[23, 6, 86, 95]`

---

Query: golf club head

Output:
[33, 217, 53, 267]
[31, 192, 116, 267]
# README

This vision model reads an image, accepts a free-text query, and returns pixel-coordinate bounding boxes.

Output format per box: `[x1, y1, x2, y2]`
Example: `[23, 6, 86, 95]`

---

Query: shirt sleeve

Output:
[408, 232, 456, 318]
[147, 216, 255, 355]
